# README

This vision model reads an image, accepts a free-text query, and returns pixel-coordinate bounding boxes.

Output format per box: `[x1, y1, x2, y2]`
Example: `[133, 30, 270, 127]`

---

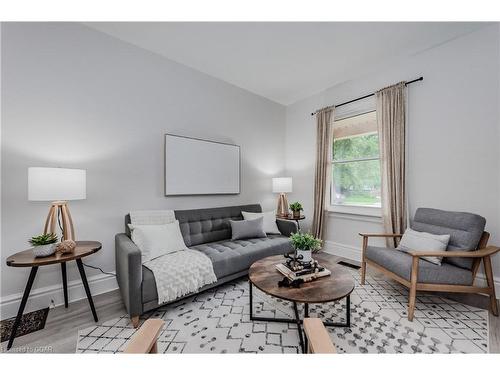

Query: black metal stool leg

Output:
[346, 295, 350, 327]
[76, 259, 98, 322]
[303, 303, 309, 353]
[7, 266, 38, 350]
[61, 262, 68, 308]
[293, 302, 305, 353]
[249, 280, 253, 320]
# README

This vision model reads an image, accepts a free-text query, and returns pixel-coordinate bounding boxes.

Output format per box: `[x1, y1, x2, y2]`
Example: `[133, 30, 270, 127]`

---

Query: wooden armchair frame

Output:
[303, 318, 336, 354]
[123, 318, 164, 354]
[360, 231, 499, 321]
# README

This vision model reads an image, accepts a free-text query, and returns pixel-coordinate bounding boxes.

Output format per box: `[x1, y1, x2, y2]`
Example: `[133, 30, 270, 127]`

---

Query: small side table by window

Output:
[5, 240, 102, 350]
[277, 214, 306, 230]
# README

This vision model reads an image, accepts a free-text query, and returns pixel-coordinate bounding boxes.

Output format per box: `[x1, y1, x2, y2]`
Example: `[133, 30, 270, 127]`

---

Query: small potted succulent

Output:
[289, 202, 303, 219]
[29, 233, 58, 257]
[290, 231, 322, 263]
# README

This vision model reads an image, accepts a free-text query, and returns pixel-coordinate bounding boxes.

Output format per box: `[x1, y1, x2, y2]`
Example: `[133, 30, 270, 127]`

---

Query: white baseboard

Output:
[324, 240, 362, 263]
[0, 272, 118, 320]
[324, 240, 500, 294]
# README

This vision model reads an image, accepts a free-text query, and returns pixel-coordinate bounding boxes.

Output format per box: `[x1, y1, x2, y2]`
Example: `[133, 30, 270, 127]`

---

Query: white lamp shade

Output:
[28, 167, 86, 201]
[272, 177, 292, 193]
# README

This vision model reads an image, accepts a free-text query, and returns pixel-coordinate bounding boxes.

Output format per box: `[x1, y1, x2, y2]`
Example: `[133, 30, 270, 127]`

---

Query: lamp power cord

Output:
[56, 208, 116, 277]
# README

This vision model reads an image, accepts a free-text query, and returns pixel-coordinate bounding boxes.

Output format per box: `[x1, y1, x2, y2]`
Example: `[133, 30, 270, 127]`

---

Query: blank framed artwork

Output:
[164, 134, 240, 196]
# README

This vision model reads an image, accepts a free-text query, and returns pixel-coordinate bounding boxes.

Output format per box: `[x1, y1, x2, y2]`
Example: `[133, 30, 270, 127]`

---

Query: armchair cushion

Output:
[412, 208, 486, 270]
[365, 246, 473, 285]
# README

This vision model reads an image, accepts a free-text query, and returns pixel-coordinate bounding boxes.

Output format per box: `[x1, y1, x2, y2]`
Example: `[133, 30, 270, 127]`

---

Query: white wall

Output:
[285, 25, 500, 287]
[0, 23, 286, 318]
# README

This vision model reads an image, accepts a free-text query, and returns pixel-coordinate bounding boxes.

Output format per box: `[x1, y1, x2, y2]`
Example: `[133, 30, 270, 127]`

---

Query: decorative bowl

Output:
[32, 244, 57, 257]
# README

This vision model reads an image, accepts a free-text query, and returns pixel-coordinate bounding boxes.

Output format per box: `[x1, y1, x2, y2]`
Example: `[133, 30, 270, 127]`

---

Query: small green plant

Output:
[29, 233, 58, 246]
[289, 202, 303, 212]
[290, 231, 322, 252]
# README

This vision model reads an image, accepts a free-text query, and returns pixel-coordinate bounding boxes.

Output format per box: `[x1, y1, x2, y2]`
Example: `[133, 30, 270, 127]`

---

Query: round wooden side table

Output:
[248, 252, 355, 352]
[277, 214, 306, 230]
[5, 240, 102, 350]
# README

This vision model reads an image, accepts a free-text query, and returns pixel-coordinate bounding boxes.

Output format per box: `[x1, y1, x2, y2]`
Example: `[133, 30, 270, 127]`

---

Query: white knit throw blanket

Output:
[143, 250, 217, 305]
[130, 209, 217, 305]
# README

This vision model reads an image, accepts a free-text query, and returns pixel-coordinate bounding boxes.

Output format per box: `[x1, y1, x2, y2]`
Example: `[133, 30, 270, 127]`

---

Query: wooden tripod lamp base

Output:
[43, 201, 75, 241]
[276, 193, 289, 218]
[272, 177, 293, 218]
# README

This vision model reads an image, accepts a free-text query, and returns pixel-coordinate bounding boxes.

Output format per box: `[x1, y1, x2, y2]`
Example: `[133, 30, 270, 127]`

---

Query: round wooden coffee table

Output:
[5, 241, 102, 350]
[248, 252, 355, 352]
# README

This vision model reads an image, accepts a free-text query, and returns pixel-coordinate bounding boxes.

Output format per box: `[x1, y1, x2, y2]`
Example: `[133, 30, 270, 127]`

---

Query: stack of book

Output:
[275, 262, 331, 282]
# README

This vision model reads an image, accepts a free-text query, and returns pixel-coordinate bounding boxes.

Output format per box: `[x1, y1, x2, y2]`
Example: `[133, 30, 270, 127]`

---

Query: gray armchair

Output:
[360, 208, 499, 321]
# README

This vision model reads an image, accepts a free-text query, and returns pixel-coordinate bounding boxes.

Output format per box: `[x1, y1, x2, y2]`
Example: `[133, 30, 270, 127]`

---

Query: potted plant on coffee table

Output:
[29, 233, 58, 257]
[289, 202, 303, 219]
[290, 231, 322, 263]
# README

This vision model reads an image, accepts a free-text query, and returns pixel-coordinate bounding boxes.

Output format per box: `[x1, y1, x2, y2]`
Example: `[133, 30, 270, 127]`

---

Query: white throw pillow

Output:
[128, 221, 187, 262]
[397, 228, 450, 265]
[242, 211, 280, 234]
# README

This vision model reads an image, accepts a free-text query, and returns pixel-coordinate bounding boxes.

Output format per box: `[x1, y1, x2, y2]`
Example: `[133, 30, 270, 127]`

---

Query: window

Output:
[329, 110, 381, 214]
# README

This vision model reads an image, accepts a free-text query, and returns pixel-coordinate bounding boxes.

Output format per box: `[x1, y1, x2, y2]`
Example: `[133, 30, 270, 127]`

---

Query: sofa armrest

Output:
[115, 233, 143, 317]
[276, 219, 298, 237]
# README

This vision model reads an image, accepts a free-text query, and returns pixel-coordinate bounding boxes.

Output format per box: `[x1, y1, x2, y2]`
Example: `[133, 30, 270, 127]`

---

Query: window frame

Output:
[327, 110, 382, 217]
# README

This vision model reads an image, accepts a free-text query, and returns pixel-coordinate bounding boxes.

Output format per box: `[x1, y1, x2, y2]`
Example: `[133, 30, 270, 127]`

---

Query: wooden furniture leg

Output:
[131, 315, 140, 328]
[303, 318, 336, 354]
[483, 255, 498, 316]
[361, 236, 368, 285]
[124, 319, 164, 353]
[408, 256, 419, 321]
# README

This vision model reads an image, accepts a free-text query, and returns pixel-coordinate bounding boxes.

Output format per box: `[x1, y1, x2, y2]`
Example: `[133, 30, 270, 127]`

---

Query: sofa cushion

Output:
[191, 235, 292, 279]
[141, 234, 293, 303]
[412, 208, 486, 270]
[365, 245, 473, 286]
[174, 204, 262, 247]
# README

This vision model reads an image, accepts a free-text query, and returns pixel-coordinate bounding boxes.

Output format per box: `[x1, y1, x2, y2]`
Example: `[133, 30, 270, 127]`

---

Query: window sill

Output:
[327, 205, 382, 221]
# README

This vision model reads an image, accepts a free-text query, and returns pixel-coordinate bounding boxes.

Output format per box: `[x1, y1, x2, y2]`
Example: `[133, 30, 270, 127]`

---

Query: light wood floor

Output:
[2, 263, 499, 353]
[1, 289, 127, 353]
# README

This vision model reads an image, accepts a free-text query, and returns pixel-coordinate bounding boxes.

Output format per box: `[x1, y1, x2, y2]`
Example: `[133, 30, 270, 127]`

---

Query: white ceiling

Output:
[85, 22, 488, 105]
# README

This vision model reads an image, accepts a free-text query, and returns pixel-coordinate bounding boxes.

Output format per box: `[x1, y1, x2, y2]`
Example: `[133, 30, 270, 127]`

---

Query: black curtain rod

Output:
[310, 76, 423, 116]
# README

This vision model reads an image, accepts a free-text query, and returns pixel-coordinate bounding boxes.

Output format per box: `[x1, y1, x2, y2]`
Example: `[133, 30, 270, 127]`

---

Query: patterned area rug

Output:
[76, 267, 489, 353]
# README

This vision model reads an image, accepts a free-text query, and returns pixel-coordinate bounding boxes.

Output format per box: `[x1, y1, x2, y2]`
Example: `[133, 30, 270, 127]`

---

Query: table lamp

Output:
[28, 167, 86, 241]
[272, 177, 292, 218]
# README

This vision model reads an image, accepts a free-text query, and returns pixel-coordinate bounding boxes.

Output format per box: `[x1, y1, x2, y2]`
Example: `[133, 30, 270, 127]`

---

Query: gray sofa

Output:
[115, 204, 297, 325]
